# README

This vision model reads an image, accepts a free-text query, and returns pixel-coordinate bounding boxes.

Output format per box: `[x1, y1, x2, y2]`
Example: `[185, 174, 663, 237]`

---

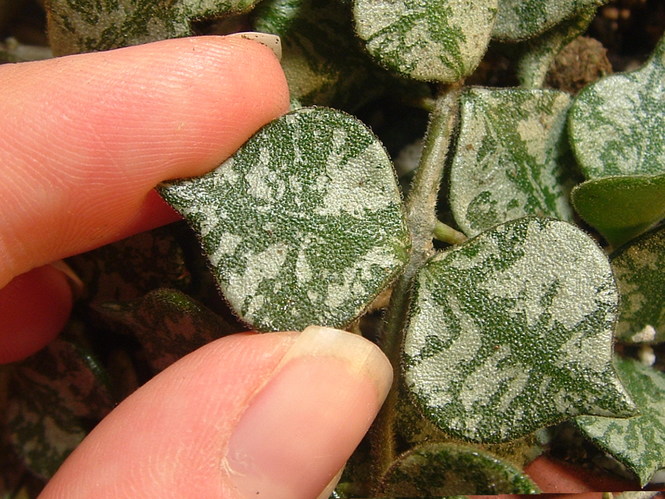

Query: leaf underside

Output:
[160, 106, 410, 332]
[403, 217, 636, 443]
[449, 87, 575, 237]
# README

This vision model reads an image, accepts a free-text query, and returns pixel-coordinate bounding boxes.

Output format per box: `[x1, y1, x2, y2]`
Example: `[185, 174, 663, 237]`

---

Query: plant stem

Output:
[433, 220, 468, 245]
[369, 82, 461, 485]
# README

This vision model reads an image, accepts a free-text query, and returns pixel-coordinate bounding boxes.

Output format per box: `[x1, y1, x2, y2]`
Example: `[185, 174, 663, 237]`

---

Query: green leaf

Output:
[492, 0, 607, 42]
[45, 0, 258, 55]
[568, 36, 665, 179]
[576, 357, 665, 486]
[571, 173, 665, 248]
[449, 88, 575, 237]
[378, 442, 539, 495]
[160, 107, 410, 332]
[7, 337, 113, 478]
[611, 226, 665, 344]
[353, 0, 498, 83]
[98, 288, 236, 372]
[66, 226, 191, 305]
[253, 0, 423, 111]
[403, 217, 636, 443]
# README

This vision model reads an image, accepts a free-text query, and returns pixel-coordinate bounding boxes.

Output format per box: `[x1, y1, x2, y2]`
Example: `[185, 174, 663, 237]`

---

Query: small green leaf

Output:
[403, 217, 636, 443]
[353, 0, 498, 83]
[571, 173, 665, 248]
[7, 337, 113, 478]
[568, 36, 665, 179]
[98, 288, 235, 372]
[576, 357, 665, 486]
[45, 0, 258, 55]
[492, 0, 607, 42]
[378, 442, 539, 495]
[449, 88, 575, 237]
[160, 107, 410, 332]
[611, 227, 665, 344]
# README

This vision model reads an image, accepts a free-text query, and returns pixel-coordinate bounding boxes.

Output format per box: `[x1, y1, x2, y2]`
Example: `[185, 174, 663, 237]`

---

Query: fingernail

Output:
[48, 260, 84, 298]
[316, 467, 345, 499]
[223, 326, 392, 499]
[227, 32, 282, 61]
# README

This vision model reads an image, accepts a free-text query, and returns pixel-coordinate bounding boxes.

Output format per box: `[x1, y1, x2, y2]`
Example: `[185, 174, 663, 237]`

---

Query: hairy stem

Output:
[369, 83, 461, 486]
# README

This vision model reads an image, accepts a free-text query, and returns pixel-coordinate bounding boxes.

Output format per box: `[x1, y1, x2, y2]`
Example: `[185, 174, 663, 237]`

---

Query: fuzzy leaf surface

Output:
[98, 288, 235, 372]
[403, 217, 636, 443]
[611, 227, 665, 344]
[45, 0, 257, 55]
[379, 442, 539, 495]
[449, 88, 575, 237]
[571, 174, 665, 248]
[7, 337, 113, 478]
[353, 0, 497, 83]
[568, 37, 665, 179]
[492, 0, 607, 42]
[160, 107, 410, 332]
[576, 357, 665, 486]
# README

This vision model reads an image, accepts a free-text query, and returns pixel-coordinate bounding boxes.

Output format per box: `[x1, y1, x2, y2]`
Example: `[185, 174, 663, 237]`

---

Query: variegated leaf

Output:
[7, 336, 113, 478]
[379, 442, 539, 495]
[98, 288, 235, 372]
[576, 357, 665, 486]
[492, 0, 607, 42]
[449, 88, 575, 237]
[353, 0, 498, 83]
[403, 217, 636, 443]
[568, 36, 665, 179]
[160, 107, 410, 332]
[571, 173, 665, 248]
[45, 0, 258, 55]
[612, 227, 665, 344]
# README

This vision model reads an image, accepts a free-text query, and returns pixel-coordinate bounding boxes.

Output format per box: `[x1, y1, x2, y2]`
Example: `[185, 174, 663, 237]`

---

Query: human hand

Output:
[0, 36, 393, 498]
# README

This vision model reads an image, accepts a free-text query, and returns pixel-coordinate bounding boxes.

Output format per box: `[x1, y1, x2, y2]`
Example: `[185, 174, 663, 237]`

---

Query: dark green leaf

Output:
[379, 442, 539, 495]
[449, 88, 575, 237]
[403, 217, 636, 443]
[611, 226, 665, 344]
[353, 0, 497, 83]
[160, 107, 410, 332]
[571, 174, 665, 248]
[576, 357, 665, 486]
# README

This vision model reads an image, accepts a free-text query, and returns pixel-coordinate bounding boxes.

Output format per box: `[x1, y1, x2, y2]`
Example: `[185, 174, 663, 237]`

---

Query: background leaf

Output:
[492, 0, 607, 42]
[611, 226, 665, 344]
[568, 36, 665, 179]
[160, 107, 410, 332]
[378, 442, 539, 495]
[576, 357, 665, 486]
[449, 88, 575, 237]
[571, 173, 665, 248]
[403, 217, 636, 443]
[353, 0, 497, 83]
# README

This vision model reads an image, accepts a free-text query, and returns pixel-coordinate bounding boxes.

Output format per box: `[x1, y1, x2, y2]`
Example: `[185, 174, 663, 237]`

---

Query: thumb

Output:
[39, 327, 393, 499]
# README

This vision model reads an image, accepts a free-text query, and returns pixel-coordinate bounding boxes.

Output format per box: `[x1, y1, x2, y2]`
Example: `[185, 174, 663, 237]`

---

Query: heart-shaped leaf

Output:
[353, 0, 498, 83]
[571, 173, 665, 248]
[45, 0, 258, 55]
[576, 356, 665, 486]
[7, 336, 114, 478]
[568, 36, 665, 180]
[611, 226, 665, 344]
[378, 442, 539, 495]
[160, 107, 410, 332]
[403, 217, 636, 443]
[492, 0, 608, 42]
[98, 288, 235, 372]
[449, 88, 575, 237]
